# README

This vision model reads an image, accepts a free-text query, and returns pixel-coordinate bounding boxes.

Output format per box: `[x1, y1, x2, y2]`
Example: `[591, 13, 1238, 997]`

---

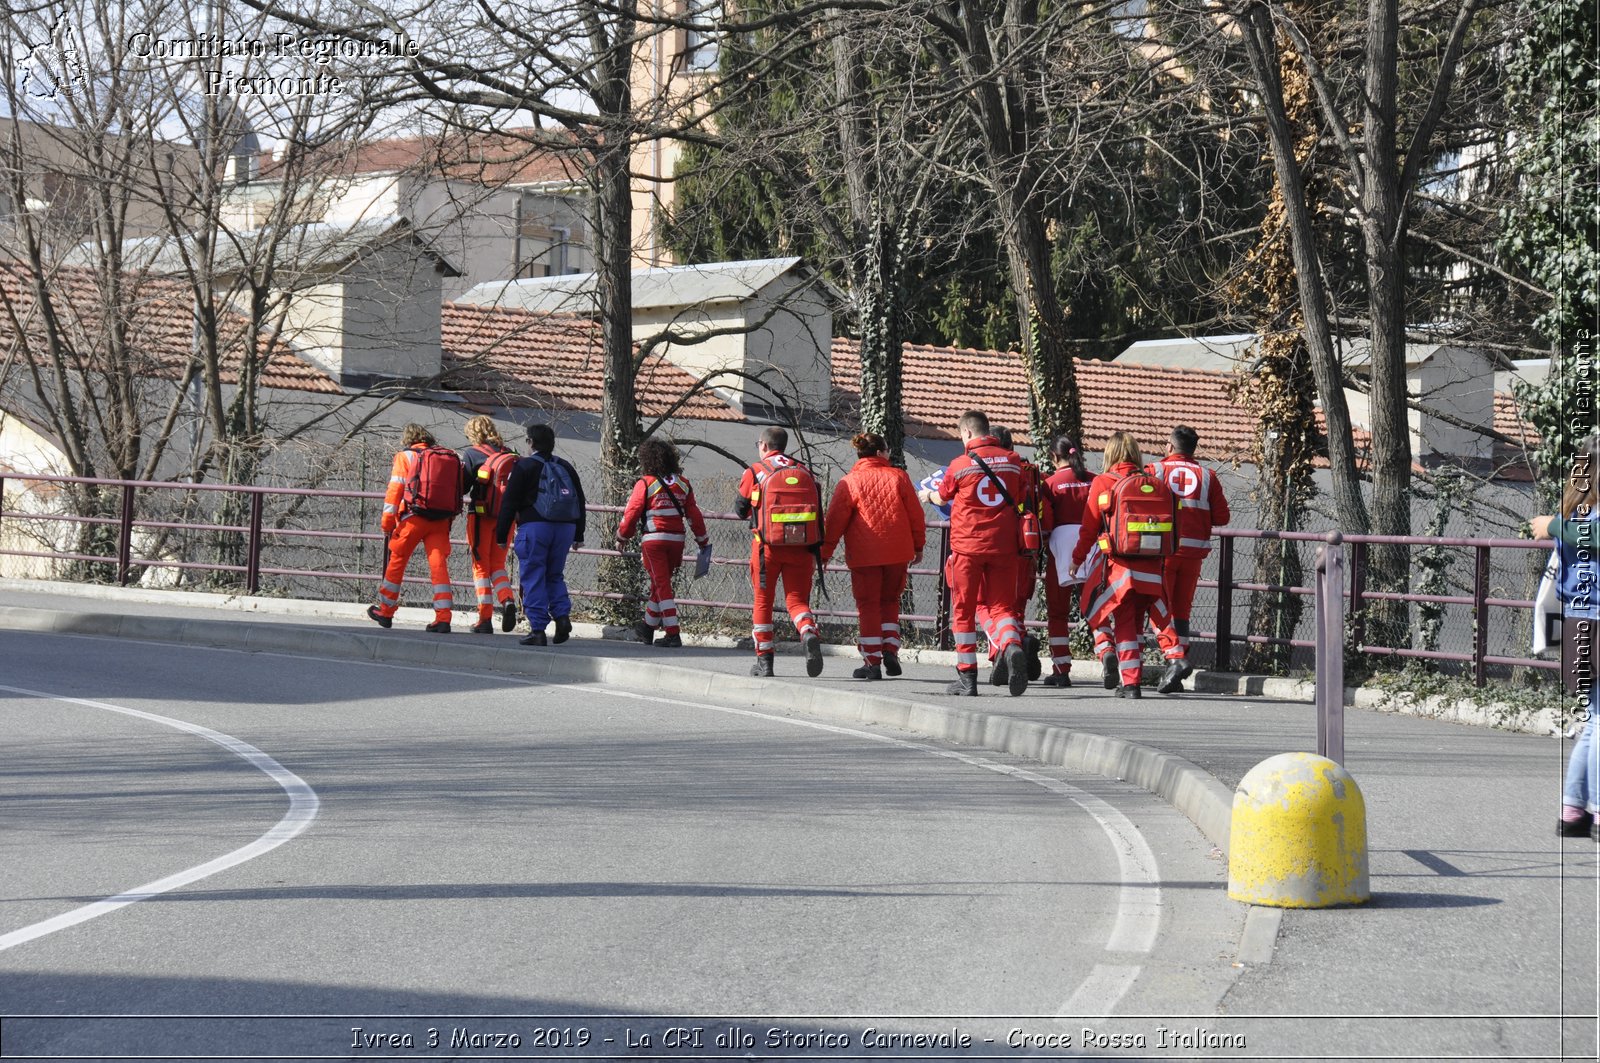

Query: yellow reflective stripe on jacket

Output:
[1126, 520, 1173, 532]
[770, 511, 817, 523]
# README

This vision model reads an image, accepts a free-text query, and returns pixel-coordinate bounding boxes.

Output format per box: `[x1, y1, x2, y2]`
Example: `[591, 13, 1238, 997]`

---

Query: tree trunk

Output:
[1359, 0, 1413, 650]
[834, 25, 908, 464]
[1240, 4, 1371, 537]
[593, 133, 646, 625]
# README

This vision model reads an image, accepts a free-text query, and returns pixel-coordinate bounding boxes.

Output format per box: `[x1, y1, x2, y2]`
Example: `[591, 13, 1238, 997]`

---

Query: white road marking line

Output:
[8, 635, 1164, 1015]
[592, 685, 1163, 1016]
[0, 684, 319, 954]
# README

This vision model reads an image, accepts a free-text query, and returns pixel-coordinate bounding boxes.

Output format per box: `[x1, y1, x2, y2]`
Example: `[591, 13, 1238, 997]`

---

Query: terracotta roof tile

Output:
[0, 263, 341, 394]
[261, 130, 582, 188]
[440, 304, 742, 422]
[831, 338, 1262, 459]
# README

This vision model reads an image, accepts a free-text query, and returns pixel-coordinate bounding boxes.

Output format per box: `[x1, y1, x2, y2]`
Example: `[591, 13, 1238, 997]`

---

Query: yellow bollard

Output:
[1227, 752, 1370, 908]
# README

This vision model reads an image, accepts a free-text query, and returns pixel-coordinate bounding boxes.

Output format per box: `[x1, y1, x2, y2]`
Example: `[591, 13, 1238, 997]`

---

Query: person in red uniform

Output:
[1146, 425, 1231, 692]
[1041, 435, 1091, 687]
[459, 415, 518, 634]
[616, 438, 710, 649]
[974, 426, 1049, 686]
[368, 423, 456, 633]
[938, 410, 1030, 697]
[821, 432, 926, 680]
[1071, 431, 1186, 698]
[735, 426, 824, 678]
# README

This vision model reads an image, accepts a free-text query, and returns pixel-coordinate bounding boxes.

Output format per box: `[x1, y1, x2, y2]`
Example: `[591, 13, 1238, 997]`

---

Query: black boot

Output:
[989, 655, 1009, 686]
[1157, 660, 1187, 694]
[366, 604, 392, 629]
[882, 653, 902, 677]
[656, 632, 683, 648]
[1101, 653, 1120, 689]
[520, 631, 547, 646]
[633, 620, 655, 646]
[1042, 672, 1072, 688]
[1024, 635, 1042, 681]
[750, 654, 774, 678]
[424, 620, 451, 634]
[500, 600, 518, 632]
[1114, 683, 1143, 699]
[803, 634, 824, 677]
[945, 670, 978, 696]
[1004, 644, 1028, 697]
[851, 663, 882, 681]
[552, 615, 572, 644]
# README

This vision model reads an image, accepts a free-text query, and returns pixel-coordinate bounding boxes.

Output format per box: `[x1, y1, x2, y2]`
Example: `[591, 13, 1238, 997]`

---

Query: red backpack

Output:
[751, 455, 822, 547]
[404, 446, 464, 521]
[472, 448, 517, 518]
[1101, 470, 1175, 558]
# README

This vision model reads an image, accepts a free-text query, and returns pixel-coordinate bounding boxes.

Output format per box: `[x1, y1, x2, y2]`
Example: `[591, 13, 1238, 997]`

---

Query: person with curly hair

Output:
[821, 432, 926, 680]
[617, 438, 711, 647]
[459, 415, 519, 634]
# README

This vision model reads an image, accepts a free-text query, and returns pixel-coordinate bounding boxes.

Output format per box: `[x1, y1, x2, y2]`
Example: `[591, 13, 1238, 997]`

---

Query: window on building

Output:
[682, 0, 721, 72]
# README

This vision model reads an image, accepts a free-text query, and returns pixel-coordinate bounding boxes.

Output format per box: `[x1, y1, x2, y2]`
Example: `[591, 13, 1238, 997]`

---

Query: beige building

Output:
[222, 132, 592, 301]
[629, 1, 722, 268]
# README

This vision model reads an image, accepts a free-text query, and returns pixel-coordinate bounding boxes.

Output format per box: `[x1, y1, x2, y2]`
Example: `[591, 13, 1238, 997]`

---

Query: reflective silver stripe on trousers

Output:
[1179, 537, 1213, 551]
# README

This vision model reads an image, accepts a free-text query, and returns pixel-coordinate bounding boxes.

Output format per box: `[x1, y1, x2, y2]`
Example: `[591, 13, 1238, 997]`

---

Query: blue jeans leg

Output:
[1564, 702, 1599, 813]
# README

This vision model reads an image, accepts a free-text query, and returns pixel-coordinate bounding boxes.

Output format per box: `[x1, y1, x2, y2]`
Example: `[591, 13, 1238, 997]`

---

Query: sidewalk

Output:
[3, 581, 1596, 1059]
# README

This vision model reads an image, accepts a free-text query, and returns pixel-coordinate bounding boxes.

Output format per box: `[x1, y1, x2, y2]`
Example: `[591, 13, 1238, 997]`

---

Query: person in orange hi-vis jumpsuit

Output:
[1071, 431, 1186, 697]
[1146, 425, 1230, 693]
[368, 423, 457, 633]
[937, 410, 1031, 698]
[616, 438, 710, 649]
[459, 415, 518, 634]
[735, 426, 825, 679]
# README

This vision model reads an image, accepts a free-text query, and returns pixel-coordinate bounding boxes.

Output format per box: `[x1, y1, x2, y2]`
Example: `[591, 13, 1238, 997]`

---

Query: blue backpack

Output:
[534, 457, 581, 521]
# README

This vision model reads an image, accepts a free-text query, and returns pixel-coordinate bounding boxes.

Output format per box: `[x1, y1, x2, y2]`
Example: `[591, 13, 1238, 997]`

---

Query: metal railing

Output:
[0, 471, 1560, 685]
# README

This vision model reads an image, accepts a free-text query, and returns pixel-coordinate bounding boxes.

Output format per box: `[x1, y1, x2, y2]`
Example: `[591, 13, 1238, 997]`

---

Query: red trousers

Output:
[376, 516, 454, 623]
[750, 542, 816, 656]
[643, 539, 685, 635]
[1112, 591, 1172, 686]
[1157, 554, 1204, 655]
[1044, 571, 1077, 676]
[979, 559, 1036, 661]
[948, 551, 1022, 674]
[849, 563, 908, 664]
[467, 515, 514, 622]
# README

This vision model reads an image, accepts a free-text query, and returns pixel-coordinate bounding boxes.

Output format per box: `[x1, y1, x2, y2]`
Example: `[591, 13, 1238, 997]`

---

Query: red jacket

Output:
[821, 455, 926, 566]
[618, 474, 710, 546]
[1147, 453, 1230, 557]
[937, 435, 1027, 556]
[1045, 466, 1090, 526]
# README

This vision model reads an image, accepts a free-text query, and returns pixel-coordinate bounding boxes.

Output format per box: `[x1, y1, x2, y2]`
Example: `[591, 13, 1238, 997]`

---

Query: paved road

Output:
[0, 627, 1242, 1060]
[2, 586, 1597, 1061]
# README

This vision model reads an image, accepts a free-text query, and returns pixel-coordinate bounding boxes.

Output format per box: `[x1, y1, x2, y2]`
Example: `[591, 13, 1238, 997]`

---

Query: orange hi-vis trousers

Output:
[750, 541, 817, 657]
[376, 515, 454, 623]
[467, 515, 514, 623]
